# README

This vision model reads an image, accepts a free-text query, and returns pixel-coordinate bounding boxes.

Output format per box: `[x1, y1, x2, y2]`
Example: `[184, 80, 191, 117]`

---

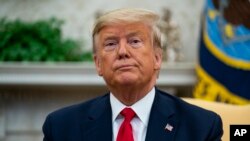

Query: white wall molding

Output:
[0, 62, 196, 86]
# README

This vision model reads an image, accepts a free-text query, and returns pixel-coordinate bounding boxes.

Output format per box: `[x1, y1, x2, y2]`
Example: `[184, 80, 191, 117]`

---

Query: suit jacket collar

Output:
[145, 89, 179, 141]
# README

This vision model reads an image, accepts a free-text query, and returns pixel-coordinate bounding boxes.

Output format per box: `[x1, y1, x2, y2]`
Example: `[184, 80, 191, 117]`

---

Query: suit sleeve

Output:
[42, 115, 53, 141]
[207, 113, 223, 141]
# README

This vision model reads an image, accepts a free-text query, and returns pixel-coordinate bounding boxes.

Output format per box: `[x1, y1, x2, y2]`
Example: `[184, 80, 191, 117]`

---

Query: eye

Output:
[105, 42, 116, 47]
[128, 37, 143, 48]
[103, 40, 118, 51]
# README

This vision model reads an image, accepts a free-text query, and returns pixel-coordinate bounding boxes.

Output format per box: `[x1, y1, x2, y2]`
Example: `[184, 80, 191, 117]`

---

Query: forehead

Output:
[97, 22, 151, 38]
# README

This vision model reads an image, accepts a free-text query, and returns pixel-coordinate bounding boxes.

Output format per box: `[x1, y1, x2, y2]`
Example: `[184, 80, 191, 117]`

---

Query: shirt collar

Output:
[110, 87, 155, 125]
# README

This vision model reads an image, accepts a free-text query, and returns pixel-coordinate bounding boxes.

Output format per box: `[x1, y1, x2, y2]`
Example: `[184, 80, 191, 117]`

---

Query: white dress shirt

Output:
[110, 87, 155, 141]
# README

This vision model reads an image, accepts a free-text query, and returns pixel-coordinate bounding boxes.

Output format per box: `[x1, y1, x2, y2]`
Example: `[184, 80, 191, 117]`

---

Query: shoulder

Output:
[45, 93, 109, 123]
[42, 93, 111, 140]
[156, 89, 223, 140]
[156, 88, 220, 118]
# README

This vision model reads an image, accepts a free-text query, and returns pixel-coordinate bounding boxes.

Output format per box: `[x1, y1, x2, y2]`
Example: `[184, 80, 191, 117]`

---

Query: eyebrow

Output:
[126, 31, 143, 38]
[103, 36, 119, 42]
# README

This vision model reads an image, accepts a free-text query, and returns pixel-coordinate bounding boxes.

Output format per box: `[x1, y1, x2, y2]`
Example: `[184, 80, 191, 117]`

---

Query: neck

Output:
[109, 80, 155, 106]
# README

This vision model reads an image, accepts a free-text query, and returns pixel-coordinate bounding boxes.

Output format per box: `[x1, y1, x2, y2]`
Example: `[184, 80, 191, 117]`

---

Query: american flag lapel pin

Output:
[165, 123, 174, 132]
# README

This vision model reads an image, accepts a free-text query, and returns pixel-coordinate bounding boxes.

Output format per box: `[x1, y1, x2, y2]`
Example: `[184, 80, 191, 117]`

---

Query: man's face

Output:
[94, 22, 162, 88]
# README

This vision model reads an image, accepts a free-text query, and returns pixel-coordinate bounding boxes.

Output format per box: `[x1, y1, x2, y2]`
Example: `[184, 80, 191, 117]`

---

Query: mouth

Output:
[116, 64, 135, 71]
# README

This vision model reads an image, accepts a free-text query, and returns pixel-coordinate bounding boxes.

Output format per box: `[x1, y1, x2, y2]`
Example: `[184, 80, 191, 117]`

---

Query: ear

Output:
[154, 48, 163, 70]
[94, 54, 103, 76]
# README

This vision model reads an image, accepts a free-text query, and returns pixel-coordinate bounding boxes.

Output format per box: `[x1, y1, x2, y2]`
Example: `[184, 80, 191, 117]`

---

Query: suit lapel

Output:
[145, 89, 179, 141]
[81, 94, 113, 141]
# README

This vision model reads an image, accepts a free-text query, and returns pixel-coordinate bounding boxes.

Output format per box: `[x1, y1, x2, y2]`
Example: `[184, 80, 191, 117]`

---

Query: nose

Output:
[117, 39, 130, 60]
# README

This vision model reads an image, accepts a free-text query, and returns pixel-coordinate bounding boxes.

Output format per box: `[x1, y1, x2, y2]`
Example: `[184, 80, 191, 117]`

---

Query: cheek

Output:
[134, 48, 155, 63]
[100, 54, 116, 70]
[131, 53, 154, 75]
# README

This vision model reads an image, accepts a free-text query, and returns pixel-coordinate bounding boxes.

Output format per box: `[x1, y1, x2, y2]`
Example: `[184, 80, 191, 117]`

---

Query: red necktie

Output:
[116, 108, 136, 141]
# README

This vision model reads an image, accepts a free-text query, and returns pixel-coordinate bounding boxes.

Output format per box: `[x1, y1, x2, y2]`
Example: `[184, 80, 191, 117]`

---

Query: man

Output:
[43, 8, 223, 141]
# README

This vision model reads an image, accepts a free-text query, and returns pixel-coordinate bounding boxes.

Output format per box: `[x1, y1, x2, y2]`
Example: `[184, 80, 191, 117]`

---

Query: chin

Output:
[115, 75, 138, 86]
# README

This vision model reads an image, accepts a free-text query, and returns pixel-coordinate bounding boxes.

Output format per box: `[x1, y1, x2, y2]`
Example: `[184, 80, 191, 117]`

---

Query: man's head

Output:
[92, 8, 162, 91]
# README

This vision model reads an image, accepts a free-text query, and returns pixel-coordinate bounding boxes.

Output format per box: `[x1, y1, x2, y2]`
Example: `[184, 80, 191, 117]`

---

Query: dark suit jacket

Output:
[43, 88, 223, 141]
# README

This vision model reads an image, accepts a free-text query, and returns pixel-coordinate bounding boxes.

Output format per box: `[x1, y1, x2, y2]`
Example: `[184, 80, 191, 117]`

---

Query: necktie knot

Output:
[121, 108, 136, 121]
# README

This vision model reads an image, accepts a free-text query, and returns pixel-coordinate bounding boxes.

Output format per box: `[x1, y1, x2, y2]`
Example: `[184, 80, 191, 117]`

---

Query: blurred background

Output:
[0, 0, 249, 141]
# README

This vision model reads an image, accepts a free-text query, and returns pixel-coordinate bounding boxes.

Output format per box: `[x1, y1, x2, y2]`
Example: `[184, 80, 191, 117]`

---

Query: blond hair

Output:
[92, 8, 162, 53]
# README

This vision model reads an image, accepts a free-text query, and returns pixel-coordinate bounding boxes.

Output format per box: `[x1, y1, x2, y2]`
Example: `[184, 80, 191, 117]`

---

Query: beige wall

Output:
[0, 0, 205, 62]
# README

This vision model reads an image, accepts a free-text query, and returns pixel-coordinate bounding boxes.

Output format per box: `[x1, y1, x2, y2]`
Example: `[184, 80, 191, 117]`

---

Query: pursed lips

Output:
[115, 64, 136, 71]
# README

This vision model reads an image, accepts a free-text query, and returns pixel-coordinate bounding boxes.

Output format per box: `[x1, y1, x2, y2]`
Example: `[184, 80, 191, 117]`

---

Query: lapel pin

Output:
[165, 123, 174, 132]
